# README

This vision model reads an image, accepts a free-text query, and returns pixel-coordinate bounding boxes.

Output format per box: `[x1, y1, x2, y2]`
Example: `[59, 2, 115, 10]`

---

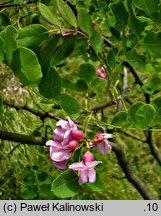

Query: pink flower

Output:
[69, 151, 102, 184]
[53, 116, 77, 145]
[62, 30, 74, 36]
[46, 116, 80, 170]
[90, 133, 112, 154]
[97, 66, 108, 80]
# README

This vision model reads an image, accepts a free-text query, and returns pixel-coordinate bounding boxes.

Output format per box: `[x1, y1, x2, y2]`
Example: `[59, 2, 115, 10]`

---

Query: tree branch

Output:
[147, 129, 161, 166]
[0, 130, 154, 199]
[92, 100, 116, 113]
[110, 141, 154, 200]
[3, 101, 61, 121]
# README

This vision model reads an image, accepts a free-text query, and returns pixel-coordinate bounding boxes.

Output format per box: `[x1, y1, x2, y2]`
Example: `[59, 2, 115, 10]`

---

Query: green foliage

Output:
[112, 111, 128, 128]
[0, 25, 18, 65]
[78, 64, 96, 82]
[17, 24, 49, 48]
[11, 47, 42, 86]
[90, 31, 104, 53]
[38, 67, 61, 99]
[77, 8, 94, 36]
[151, 96, 161, 126]
[57, 94, 80, 119]
[38, 3, 61, 27]
[0, 97, 3, 119]
[51, 170, 80, 198]
[90, 78, 107, 90]
[109, 2, 128, 31]
[51, 35, 76, 66]
[56, 0, 77, 27]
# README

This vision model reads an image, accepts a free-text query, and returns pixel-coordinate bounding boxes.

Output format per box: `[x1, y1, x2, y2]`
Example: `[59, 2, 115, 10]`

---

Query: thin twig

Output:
[92, 101, 116, 113]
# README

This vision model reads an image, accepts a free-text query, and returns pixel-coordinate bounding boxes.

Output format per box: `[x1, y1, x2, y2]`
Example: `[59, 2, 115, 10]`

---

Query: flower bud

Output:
[71, 130, 84, 140]
[83, 151, 94, 164]
[68, 140, 79, 150]
[95, 134, 104, 142]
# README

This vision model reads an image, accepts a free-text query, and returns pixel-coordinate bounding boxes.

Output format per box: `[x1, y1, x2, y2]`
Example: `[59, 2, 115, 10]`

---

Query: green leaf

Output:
[51, 35, 76, 66]
[76, 79, 88, 91]
[134, 0, 160, 22]
[57, 94, 80, 118]
[51, 170, 80, 198]
[56, 0, 77, 27]
[77, 8, 94, 36]
[61, 78, 78, 91]
[109, 2, 128, 31]
[143, 32, 161, 57]
[135, 104, 156, 129]
[112, 111, 128, 127]
[127, 102, 145, 122]
[11, 47, 42, 86]
[78, 64, 96, 82]
[21, 186, 38, 199]
[0, 37, 4, 62]
[90, 78, 107, 90]
[39, 34, 60, 74]
[151, 96, 161, 125]
[38, 3, 61, 27]
[38, 67, 61, 99]
[85, 175, 104, 192]
[127, 0, 144, 39]
[0, 13, 10, 27]
[0, 25, 18, 65]
[0, 97, 3, 119]
[17, 24, 49, 48]
[126, 50, 146, 69]
[90, 31, 104, 53]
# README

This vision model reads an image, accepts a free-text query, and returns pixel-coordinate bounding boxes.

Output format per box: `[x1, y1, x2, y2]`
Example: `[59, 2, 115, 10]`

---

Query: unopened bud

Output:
[68, 140, 79, 150]
[95, 134, 104, 142]
[71, 130, 84, 140]
[83, 151, 94, 164]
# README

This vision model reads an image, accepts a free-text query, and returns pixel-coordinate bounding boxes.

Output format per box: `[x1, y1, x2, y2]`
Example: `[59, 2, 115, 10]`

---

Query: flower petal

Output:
[69, 162, 85, 170]
[86, 161, 102, 168]
[66, 116, 77, 130]
[88, 168, 96, 183]
[50, 147, 73, 161]
[79, 170, 88, 184]
[96, 140, 111, 154]
[102, 133, 113, 139]
[52, 160, 67, 170]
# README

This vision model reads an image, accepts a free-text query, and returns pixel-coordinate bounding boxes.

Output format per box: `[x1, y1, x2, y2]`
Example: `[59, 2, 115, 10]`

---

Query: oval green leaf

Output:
[38, 3, 61, 27]
[56, 94, 80, 118]
[38, 67, 61, 99]
[78, 63, 96, 82]
[56, 0, 77, 27]
[51, 170, 80, 198]
[17, 24, 49, 47]
[11, 47, 42, 86]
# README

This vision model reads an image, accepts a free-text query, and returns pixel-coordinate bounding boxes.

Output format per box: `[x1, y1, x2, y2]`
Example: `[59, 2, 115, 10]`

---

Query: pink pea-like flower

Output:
[90, 133, 112, 154]
[46, 116, 79, 170]
[71, 130, 84, 140]
[97, 66, 108, 80]
[69, 151, 102, 184]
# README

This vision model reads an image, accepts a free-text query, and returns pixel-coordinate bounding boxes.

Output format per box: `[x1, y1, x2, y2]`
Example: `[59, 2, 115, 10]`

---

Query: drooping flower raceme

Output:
[90, 133, 112, 154]
[97, 66, 108, 80]
[46, 116, 83, 170]
[69, 151, 102, 185]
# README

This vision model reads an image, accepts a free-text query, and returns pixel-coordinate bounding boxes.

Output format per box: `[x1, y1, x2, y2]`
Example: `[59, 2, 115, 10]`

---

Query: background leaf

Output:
[11, 47, 42, 86]
[38, 67, 61, 99]
[0, 97, 3, 119]
[51, 170, 80, 198]
[78, 64, 96, 82]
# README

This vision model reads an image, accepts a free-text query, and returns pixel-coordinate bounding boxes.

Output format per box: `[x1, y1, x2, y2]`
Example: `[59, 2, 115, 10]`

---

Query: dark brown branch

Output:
[147, 129, 161, 166]
[118, 130, 146, 143]
[110, 141, 154, 200]
[0, 129, 154, 199]
[3, 101, 61, 121]
[92, 101, 116, 113]
[0, 130, 44, 145]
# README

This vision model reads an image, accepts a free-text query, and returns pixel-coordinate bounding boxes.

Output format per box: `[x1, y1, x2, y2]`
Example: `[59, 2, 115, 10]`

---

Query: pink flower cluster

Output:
[46, 116, 112, 184]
